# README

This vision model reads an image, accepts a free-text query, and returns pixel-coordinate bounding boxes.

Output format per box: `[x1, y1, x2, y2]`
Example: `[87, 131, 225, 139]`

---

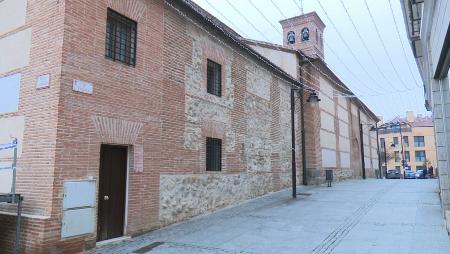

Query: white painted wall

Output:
[322, 149, 337, 167]
[340, 152, 350, 168]
[248, 45, 298, 78]
[0, 28, 32, 74]
[0, 0, 27, 35]
[320, 111, 335, 132]
[339, 137, 350, 152]
[320, 130, 336, 149]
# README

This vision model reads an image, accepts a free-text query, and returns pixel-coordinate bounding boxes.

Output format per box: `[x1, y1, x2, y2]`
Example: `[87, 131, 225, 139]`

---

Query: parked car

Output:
[404, 169, 416, 179]
[386, 169, 401, 179]
[415, 169, 426, 179]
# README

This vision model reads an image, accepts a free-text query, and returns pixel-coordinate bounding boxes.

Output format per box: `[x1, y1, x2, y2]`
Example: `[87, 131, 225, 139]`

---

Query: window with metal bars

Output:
[206, 137, 222, 171]
[207, 59, 222, 97]
[105, 8, 137, 66]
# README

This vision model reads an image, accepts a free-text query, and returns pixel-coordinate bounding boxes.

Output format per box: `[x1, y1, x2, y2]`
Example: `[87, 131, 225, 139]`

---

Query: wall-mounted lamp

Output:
[307, 92, 321, 106]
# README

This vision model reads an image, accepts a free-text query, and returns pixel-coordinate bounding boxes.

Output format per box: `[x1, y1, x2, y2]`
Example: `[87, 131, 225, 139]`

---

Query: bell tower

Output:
[280, 12, 325, 59]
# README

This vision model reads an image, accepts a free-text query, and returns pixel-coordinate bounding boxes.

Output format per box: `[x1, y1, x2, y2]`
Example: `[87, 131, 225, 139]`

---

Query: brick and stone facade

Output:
[0, 1, 379, 253]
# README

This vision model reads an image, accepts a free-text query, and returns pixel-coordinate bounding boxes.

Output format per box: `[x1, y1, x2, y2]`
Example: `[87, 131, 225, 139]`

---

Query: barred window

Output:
[105, 8, 137, 66]
[207, 59, 222, 97]
[206, 137, 222, 171]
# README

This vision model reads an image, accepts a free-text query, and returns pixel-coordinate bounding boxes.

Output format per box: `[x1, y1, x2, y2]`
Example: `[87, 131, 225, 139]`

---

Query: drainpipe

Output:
[300, 69, 307, 186]
[374, 123, 382, 179]
[291, 88, 297, 198]
[358, 110, 366, 179]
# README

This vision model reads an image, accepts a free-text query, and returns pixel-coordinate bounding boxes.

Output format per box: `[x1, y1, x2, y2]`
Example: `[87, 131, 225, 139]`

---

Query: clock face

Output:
[301, 27, 310, 41]
[287, 31, 296, 44]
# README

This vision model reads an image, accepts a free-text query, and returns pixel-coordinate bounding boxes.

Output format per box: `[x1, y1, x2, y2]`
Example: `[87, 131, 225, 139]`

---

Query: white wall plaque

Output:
[134, 144, 144, 173]
[73, 79, 93, 94]
[36, 74, 50, 89]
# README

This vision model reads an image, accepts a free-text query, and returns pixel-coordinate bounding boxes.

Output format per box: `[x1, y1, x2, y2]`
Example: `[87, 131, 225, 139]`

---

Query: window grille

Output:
[206, 137, 222, 171]
[207, 59, 222, 97]
[105, 8, 137, 66]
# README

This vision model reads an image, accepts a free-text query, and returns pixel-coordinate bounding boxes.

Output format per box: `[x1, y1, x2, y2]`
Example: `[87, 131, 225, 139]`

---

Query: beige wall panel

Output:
[320, 94, 335, 114]
[365, 156, 371, 169]
[340, 152, 350, 168]
[360, 112, 368, 123]
[339, 136, 350, 152]
[249, 45, 298, 78]
[337, 106, 349, 122]
[321, 111, 335, 132]
[372, 159, 379, 169]
[351, 103, 358, 116]
[339, 120, 349, 138]
[322, 149, 337, 167]
[320, 130, 337, 149]
[0, 0, 27, 35]
[320, 76, 334, 98]
[337, 96, 347, 108]
[0, 28, 32, 73]
[363, 133, 369, 145]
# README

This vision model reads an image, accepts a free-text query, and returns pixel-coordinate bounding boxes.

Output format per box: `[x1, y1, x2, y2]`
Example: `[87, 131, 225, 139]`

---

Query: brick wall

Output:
[0, 0, 378, 253]
[0, 0, 303, 252]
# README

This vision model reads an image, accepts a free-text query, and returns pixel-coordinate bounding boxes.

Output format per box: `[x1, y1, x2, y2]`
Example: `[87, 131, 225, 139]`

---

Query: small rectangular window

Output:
[380, 138, 385, 151]
[393, 137, 399, 146]
[405, 151, 410, 162]
[403, 136, 409, 147]
[105, 8, 137, 66]
[206, 137, 222, 171]
[0, 73, 21, 114]
[394, 151, 400, 162]
[414, 136, 425, 147]
[415, 151, 426, 162]
[207, 59, 222, 97]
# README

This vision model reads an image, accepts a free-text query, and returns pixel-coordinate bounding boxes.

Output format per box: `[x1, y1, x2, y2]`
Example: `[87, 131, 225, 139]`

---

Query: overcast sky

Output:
[192, 0, 429, 121]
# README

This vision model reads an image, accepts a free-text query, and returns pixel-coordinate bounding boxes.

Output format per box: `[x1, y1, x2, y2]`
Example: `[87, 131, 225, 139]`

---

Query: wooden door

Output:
[97, 144, 127, 241]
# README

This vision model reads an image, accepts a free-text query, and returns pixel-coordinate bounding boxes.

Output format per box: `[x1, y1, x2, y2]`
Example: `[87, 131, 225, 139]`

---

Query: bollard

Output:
[325, 170, 333, 187]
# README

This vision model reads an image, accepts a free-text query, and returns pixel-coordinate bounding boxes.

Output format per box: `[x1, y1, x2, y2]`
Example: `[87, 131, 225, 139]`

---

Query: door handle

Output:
[104, 195, 109, 201]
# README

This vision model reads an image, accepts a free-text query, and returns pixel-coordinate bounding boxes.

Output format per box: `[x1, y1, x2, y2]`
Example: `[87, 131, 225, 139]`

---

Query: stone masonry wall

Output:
[158, 6, 297, 226]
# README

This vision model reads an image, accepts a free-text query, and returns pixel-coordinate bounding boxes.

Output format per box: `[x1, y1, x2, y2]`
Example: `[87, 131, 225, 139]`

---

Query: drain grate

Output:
[132, 242, 165, 253]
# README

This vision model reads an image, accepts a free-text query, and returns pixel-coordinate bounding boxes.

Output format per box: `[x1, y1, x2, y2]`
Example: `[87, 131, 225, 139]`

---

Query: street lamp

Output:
[291, 86, 320, 198]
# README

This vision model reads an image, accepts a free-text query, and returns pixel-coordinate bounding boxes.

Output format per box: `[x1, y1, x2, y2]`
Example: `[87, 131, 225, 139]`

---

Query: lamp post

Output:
[290, 87, 320, 198]
[397, 122, 406, 171]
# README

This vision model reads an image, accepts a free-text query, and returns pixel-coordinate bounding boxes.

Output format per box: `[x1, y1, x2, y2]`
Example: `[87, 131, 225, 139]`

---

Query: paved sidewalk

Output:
[89, 179, 450, 254]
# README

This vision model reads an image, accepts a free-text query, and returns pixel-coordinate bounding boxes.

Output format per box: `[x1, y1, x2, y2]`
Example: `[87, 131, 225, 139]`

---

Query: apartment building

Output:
[378, 111, 436, 175]
[0, 0, 379, 253]
[401, 0, 450, 232]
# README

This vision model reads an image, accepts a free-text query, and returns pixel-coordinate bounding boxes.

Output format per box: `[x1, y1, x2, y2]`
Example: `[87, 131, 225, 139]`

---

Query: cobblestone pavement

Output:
[88, 179, 450, 254]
